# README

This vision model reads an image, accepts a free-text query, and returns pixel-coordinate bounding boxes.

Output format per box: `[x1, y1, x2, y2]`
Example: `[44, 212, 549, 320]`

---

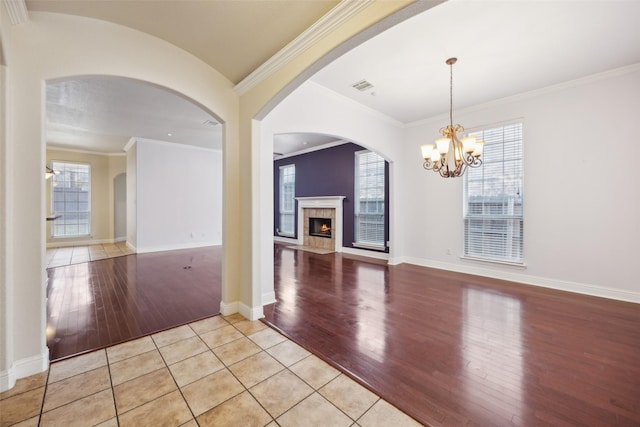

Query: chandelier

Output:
[421, 58, 483, 178]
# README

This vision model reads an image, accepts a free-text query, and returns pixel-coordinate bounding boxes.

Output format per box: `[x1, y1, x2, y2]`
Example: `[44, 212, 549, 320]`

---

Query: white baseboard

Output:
[262, 291, 276, 306]
[341, 247, 390, 261]
[400, 256, 640, 304]
[0, 350, 49, 393]
[219, 300, 238, 316]
[47, 238, 115, 249]
[220, 300, 265, 321]
[220, 301, 238, 316]
[126, 241, 137, 252]
[387, 256, 404, 265]
[135, 240, 221, 254]
[240, 302, 264, 321]
[115, 236, 126, 243]
[273, 236, 297, 245]
[0, 367, 12, 392]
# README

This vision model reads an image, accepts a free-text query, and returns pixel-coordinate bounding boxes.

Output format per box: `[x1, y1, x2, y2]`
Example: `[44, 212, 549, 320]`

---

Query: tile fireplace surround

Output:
[295, 196, 346, 253]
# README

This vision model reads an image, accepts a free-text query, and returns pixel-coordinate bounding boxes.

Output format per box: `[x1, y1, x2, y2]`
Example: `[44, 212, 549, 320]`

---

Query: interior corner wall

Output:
[126, 142, 138, 250]
[45, 149, 125, 247]
[134, 139, 222, 253]
[0, 17, 12, 389]
[401, 67, 640, 303]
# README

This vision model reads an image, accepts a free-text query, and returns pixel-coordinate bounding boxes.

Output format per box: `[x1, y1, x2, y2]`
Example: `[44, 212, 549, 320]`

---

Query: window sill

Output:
[352, 242, 386, 252]
[460, 255, 526, 269]
[277, 232, 295, 238]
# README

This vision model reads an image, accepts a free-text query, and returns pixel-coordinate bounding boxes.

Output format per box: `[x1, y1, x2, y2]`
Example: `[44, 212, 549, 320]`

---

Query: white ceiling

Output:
[46, 76, 222, 153]
[311, 0, 640, 124]
[32, 0, 640, 155]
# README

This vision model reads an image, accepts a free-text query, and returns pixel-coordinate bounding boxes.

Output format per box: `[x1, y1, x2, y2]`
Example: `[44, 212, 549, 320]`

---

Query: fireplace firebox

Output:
[309, 217, 332, 238]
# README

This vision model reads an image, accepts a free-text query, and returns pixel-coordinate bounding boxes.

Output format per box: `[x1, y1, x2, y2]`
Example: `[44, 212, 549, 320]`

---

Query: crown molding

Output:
[274, 139, 349, 160]
[234, 0, 374, 95]
[126, 137, 220, 153]
[47, 144, 126, 157]
[3, 0, 28, 25]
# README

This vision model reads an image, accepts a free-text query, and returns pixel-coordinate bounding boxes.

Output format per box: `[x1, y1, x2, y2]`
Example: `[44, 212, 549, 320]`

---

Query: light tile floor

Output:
[0, 314, 423, 427]
[46, 242, 134, 268]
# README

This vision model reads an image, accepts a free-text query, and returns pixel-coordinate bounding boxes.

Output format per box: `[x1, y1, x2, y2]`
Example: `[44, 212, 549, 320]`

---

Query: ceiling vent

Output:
[351, 79, 374, 92]
[202, 119, 219, 127]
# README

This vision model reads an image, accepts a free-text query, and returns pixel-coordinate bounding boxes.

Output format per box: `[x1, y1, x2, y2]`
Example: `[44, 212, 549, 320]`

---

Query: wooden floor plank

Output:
[46, 242, 639, 425]
[265, 243, 640, 426]
[46, 246, 222, 361]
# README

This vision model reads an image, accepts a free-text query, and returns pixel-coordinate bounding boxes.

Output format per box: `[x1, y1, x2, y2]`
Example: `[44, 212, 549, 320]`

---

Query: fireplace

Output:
[296, 196, 346, 252]
[309, 217, 332, 238]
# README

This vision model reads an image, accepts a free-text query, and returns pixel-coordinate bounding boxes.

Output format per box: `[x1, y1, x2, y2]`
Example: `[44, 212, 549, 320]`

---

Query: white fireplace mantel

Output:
[295, 196, 346, 252]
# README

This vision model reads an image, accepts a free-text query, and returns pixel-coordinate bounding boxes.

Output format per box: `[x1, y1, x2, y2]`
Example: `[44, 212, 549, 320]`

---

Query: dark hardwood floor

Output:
[46, 246, 221, 361]
[46, 242, 639, 425]
[265, 244, 640, 426]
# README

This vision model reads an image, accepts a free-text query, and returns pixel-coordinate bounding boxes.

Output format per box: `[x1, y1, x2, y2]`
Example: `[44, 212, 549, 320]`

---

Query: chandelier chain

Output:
[449, 60, 453, 129]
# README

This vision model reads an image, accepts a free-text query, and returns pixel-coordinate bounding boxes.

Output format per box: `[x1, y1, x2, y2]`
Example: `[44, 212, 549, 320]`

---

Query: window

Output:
[355, 150, 385, 248]
[463, 122, 523, 263]
[279, 164, 296, 236]
[51, 162, 91, 238]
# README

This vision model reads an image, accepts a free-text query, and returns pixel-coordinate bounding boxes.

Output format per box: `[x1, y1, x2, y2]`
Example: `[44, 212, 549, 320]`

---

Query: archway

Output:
[3, 11, 239, 386]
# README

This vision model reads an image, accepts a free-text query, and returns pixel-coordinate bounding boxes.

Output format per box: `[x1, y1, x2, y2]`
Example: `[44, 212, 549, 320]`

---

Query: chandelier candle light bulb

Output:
[421, 57, 484, 178]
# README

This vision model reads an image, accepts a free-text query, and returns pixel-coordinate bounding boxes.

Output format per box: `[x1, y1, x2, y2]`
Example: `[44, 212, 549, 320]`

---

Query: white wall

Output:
[0, 7, 13, 392]
[126, 142, 137, 250]
[133, 138, 222, 252]
[114, 173, 126, 241]
[401, 66, 640, 302]
[266, 67, 640, 303]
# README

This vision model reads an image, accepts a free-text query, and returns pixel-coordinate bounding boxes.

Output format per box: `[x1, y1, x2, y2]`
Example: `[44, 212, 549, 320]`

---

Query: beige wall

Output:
[46, 149, 126, 246]
[1, 0, 426, 390]
[2, 10, 239, 388]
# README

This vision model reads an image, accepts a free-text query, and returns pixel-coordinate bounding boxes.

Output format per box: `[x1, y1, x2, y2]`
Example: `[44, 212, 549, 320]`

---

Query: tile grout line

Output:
[203, 321, 278, 425]
[234, 322, 364, 426]
[104, 349, 122, 427]
[225, 323, 281, 425]
[39, 354, 112, 424]
[164, 324, 209, 425]
[35, 368, 52, 426]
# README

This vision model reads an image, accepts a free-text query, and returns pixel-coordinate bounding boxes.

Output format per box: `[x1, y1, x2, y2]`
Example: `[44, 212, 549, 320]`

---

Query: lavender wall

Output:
[273, 143, 389, 252]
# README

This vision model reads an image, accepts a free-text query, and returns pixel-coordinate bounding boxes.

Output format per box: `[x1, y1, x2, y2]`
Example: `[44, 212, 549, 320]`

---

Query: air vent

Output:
[202, 119, 219, 127]
[351, 79, 374, 92]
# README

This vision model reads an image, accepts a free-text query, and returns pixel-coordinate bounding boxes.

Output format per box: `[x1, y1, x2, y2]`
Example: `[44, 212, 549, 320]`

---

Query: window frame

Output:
[354, 149, 386, 250]
[462, 120, 524, 265]
[278, 164, 296, 237]
[50, 160, 92, 238]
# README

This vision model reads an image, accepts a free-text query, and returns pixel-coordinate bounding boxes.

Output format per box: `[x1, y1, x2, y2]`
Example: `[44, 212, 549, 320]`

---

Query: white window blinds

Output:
[279, 164, 296, 236]
[51, 161, 91, 238]
[463, 122, 523, 263]
[355, 150, 385, 247]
